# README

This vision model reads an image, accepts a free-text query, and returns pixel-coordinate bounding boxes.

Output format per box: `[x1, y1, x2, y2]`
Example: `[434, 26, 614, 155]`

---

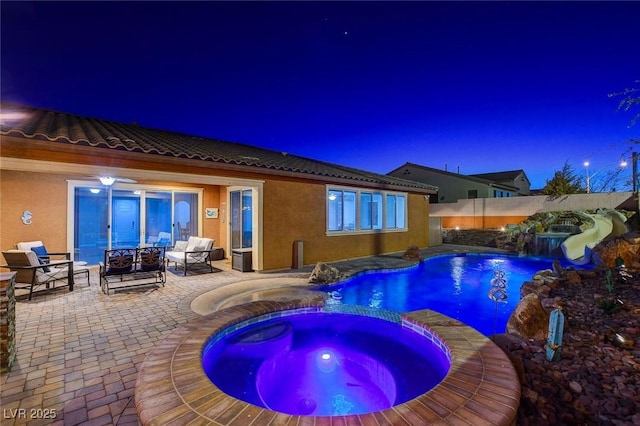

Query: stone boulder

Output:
[403, 245, 424, 261]
[565, 269, 582, 284]
[308, 262, 343, 285]
[520, 281, 551, 299]
[506, 293, 549, 341]
[592, 231, 640, 271]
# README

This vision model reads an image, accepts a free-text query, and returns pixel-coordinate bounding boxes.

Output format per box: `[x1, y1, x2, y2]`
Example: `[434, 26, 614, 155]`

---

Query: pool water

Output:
[318, 254, 579, 336]
[202, 311, 450, 416]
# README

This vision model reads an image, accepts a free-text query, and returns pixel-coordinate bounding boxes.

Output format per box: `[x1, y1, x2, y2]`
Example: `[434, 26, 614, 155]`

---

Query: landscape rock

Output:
[565, 269, 582, 284]
[506, 293, 549, 340]
[504, 265, 640, 425]
[592, 231, 640, 271]
[307, 262, 344, 285]
[402, 245, 424, 261]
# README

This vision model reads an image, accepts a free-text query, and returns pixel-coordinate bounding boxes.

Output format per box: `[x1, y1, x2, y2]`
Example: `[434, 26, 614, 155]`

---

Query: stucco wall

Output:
[0, 170, 68, 253]
[261, 179, 430, 270]
[1, 169, 431, 270]
[0, 170, 223, 259]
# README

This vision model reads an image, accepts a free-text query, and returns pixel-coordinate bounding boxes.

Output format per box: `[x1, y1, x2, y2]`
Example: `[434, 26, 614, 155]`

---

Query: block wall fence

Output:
[430, 192, 637, 230]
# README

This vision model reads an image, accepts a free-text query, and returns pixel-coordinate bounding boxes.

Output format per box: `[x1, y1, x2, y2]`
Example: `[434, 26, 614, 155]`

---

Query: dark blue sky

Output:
[2, 1, 639, 189]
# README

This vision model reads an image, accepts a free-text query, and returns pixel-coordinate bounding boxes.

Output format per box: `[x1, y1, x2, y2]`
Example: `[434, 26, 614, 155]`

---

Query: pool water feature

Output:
[202, 309, 451, 416]
[317, 253, 583, 336]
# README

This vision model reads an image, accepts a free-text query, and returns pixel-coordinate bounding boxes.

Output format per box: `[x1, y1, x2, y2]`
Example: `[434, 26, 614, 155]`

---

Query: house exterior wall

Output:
[502, 171, 530, 195]
[0, 170, 69, 252]
[0, 169, 223, 256]
[1, 164, 431, 271]
[388, 165, 515, 203]
[261, 178, 430, 270]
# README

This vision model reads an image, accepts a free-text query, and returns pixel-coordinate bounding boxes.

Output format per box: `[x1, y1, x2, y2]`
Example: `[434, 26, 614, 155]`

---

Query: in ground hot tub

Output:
[136, 299, 521, 425]
[202, 307, 451, 416]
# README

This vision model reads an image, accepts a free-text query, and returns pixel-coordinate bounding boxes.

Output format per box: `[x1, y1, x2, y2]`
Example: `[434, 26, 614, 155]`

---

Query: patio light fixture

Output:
[99, 176, 116, 186]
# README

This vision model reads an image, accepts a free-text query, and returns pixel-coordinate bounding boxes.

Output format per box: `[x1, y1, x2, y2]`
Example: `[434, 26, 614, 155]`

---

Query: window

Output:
[327, 186, 406, 234]
[328, 189, 356, 231]
[360, 192, 382, 230]
[386, 194, 406, 229]
[468, 189, 478, 199]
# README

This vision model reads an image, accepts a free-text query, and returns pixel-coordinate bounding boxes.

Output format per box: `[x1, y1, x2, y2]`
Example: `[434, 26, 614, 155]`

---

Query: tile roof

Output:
[389, 162, 518, 190]
[470, 170, 528, 182]
[0, 103, 436, 193]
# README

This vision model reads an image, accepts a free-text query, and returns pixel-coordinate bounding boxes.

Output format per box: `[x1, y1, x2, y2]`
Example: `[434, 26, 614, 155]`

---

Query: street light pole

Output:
[632, 152, 639, 193]
[583, 161, 591, 193]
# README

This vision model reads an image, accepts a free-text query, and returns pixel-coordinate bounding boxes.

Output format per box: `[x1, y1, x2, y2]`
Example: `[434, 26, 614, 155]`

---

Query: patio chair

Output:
[1, 250, 77, 300]
[16, 240, 90, 285]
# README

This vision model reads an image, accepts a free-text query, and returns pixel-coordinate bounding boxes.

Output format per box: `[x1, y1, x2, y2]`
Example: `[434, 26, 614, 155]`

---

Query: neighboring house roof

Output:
[389, 162, 518, 191]
[470, 170, 529, 183]
[0, 103, 437, 193]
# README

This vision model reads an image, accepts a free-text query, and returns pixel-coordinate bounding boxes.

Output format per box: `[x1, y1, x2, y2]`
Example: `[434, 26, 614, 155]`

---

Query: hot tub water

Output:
[202, 310, 450, 416]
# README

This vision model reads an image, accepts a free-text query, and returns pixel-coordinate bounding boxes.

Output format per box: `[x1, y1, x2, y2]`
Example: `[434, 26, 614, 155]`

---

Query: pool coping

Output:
[135, 298, 520, 425]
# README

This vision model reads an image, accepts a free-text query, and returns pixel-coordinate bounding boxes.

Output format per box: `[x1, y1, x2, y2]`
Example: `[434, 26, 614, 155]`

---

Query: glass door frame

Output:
[226, 186, 261, 269]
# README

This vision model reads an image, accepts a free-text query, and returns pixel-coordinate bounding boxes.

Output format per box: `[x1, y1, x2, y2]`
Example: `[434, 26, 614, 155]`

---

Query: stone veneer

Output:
[135, 298, 521, 425]
[0, 272, 17, 372]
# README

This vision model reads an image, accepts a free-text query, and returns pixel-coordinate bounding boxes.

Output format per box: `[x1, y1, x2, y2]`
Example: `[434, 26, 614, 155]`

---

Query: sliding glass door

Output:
[73, 184, 201, 265]
[145, 191, 172, 246]
[74, 188, 109, 265]
[111, 190, 141, 248]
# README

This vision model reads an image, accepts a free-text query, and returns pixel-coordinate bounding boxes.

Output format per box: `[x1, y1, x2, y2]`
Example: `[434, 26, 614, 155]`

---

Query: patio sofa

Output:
[100, 247, 166, 294]
[165, 236, 215, 275]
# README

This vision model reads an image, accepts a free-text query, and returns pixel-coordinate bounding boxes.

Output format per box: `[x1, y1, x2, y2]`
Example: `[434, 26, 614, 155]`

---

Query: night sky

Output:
[2, 1, 639, 190]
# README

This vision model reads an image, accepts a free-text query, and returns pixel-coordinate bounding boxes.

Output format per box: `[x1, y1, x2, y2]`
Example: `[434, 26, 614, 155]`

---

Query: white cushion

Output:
[24, 250, 42, 267]
[185, 237, 214, 252]
[165, 238, 214, 265]
[173, 241, 188, 252]
[16, 241, 45, 251]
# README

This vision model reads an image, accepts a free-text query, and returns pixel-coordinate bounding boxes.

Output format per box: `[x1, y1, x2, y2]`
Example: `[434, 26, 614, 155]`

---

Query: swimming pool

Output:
[316, 253, 575, 336]
[202, 309, 451, 416]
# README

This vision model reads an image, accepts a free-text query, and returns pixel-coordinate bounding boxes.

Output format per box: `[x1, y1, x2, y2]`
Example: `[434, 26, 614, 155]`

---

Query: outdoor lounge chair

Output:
[16, 240, 90, 284]
[165, 236, 215, 275]
[1, 250, 82, 300]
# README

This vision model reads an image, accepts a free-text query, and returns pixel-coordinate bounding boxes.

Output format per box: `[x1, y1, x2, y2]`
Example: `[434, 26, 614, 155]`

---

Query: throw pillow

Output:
[31, 245, 51, 272]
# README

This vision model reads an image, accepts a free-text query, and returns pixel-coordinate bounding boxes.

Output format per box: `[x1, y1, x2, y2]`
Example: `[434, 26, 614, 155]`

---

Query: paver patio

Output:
[1, 245, 500, 425]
